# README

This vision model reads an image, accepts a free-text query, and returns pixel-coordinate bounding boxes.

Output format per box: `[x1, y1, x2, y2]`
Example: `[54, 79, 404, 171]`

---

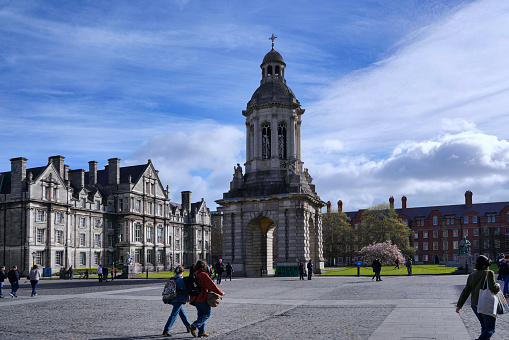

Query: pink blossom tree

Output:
[358, 240, 405, 266]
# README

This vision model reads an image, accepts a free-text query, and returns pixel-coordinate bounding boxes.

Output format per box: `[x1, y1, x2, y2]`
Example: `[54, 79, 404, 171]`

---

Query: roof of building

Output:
[86, 163, 148, 187]
[248, 81, 298, 107]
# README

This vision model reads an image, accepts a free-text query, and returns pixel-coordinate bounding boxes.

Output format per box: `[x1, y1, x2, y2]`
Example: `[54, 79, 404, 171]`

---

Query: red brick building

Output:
[326, 191, 509, 265]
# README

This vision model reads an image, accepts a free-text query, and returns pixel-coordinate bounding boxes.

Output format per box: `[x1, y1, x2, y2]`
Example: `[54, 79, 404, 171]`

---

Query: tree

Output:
[360, 203, 412, 254]
[358, 240, 404, 266]
[322, 209, 352, 266]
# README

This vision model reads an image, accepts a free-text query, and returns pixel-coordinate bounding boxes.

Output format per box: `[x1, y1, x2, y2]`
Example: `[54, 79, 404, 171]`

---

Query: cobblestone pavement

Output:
[0, 275, 507, 339]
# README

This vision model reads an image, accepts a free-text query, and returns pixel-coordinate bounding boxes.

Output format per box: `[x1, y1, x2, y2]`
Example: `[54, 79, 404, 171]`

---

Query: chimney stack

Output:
[89, 161, 97, 185]
[108, 158, 120, 185]
[338, 200, 343, 213]
[402, 196, 407, 210]
[326, 201, 331, 213]
[68, 169, 85, 189]
[10, 157, 27, 197]
[181, 191, 191, 213]
[389, 196, 395, 209]
[465, 190, 473, 207]
[49, 155, 65, 178]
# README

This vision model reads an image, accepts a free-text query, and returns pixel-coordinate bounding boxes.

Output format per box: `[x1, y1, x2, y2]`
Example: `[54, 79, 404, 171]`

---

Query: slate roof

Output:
[0, 166, 48, 194]
[248, 81, 298, 107]
[262, 49, 285, 65]
[85, 164, 148, 187]
[345, 201, 509, 221]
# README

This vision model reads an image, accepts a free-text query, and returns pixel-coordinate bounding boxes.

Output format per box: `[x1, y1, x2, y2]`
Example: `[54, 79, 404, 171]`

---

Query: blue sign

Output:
[356, 261, 363, 266]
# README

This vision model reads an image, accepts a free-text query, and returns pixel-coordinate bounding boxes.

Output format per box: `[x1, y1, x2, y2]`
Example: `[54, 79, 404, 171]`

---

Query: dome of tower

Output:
[262, 49, 285, 65]
[247, 81, 298, 108]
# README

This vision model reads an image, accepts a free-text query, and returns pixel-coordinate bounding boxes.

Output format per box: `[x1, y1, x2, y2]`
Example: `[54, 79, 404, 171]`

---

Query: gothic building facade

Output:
[0, 156, 212, 275]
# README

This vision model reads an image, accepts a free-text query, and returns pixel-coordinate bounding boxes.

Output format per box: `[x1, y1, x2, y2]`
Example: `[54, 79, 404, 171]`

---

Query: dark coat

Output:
[0, 269, 5, 282]
[371, 260, 382, 272]
[7, 269, 19, 283]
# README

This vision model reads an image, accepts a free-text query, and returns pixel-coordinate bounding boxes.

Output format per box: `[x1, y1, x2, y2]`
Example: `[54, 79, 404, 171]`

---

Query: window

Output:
[443, 240, 448, 250]
[453, 254, 458, 261]
[464, 216, 469, 224]
[119, 199, 124, 212]
[35, 251, 43, 265]
[95, 218, 101, 228]
[175, 239, 180, 249]
[108, 220, 113, 230]
[402, 219, 408, 227]
[413, 231, 418, 239]
[55, 230, 63, 244]
[495, 227, 500, 235]
[79, 217, 86, 228]
[433, 241, 439, 250]
[79, 233, 86, 246]
[505, 239, 509, 248]
[147, 202, 152, 215]
[157, 227, 163, 243]
[432, 216, 438, 225]
[146, 226, 153, 243]
[472, 216, 477, 223]
[108, 235, 113, 247]
[94, 253, 99, 265]
[354, 223, 358, 230]
[53, 188, 58, 201]
[277, 122, 287, 159]
[446, 217, 454, 225]
[36, 210, 44, 222]
[95, 200, 100, 210]
[175, 253, 180, 263]
[423, 255, 429, 262]
[147, 249, 153, 264]
[37, 229, 44, 243]
[464, 228, 469, 236]
[353, 234, 358, 241]
[80, 198, 86, 207]
[453, 229, 459, 237]
[261, 122, 271, 159]
[107, 252, 113, 265]
[443, 254, 448, 262]
[55, 251, 63, 265]
[353, 244, 358, 252]
[423, 231, 428, 238]
[423, 242, 428, 251]
[417, 218, 424, 226]
[473, 240, 479, 249]
[168, 235, 172, 246]
[158, 204, 162, 216]
[484, 240, 489, 248]
[413, 242, 419, 251]
[473, 228, 479, 236]
[55, 212, 62, 224]
[135, 249, 141, 263]
[453, 241, 458, 250]
[433, 230, 438, 238]
[443, 229, 448, 237]
[119, 224, 124, 242]
[414, 255, 419, 262]
[487, 214, 496, 223]
[80, 252, 86, 265]
[495, 239, 501, 248]
[94, 234, 100, 247]
[135, 225, 141, 242]
[136, 200, 141, 212]
[158, 250, 164, 264]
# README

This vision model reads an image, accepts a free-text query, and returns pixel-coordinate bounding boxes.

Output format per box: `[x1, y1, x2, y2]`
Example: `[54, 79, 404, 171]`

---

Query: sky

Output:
[2, 0, 509, 212]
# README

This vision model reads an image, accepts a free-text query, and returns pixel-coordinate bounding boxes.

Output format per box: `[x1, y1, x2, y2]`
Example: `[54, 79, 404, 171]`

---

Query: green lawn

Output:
[321, 264, 457, 276]
[132, 270, 191, 279]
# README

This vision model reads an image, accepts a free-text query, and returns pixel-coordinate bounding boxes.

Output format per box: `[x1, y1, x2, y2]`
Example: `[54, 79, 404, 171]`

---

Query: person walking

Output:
[307, 259, 313, 280]
[68, 266, 73, 280]
[0, 265, 6, 298]
[29, 265, 41, 297]
[162, 265, 191, 337]
[298, 262, 305, 280]
[225, 262, 234, 281]
[371, 258, 382, 281]
[97, 265, 103, 282]
[394, 258, 400, 269]
[214, 259, 225, 285]
[7, 265, 20, 297]
[103, 266, 109, 282]
[189, 260, 225, 338]
[405, 257, 413, 276]
[457, 255, 500, 340]
[499, 254, 509, 298]
[111, 267, 115, 281]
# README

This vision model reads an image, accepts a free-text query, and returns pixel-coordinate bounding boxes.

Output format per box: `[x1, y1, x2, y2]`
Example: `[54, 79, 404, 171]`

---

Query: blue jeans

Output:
[11, 281, 19, 295]
[164, 302, 190, 331]
[192, 302, 211, 336]
[30, 280, 39, 296]
[472, 306, 496, 340]
[0, 281, 3, 297]
[502, 274, 509, 296]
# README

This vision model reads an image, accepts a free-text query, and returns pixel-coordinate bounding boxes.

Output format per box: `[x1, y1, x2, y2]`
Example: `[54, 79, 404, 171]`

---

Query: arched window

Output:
[278, 122, 286, 159]
[262, 123, 271, 159]
[275, 65, 280, 75]
[267, 66, 273, 76]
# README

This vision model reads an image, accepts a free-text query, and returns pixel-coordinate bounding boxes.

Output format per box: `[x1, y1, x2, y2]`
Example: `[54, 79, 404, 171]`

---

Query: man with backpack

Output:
[7, 265, 20, 297]
[162, 265, 191, 337]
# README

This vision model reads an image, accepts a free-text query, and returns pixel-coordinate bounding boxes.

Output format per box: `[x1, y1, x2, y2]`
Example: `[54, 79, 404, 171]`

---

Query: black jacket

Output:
[7, 269, 19, 283]
[0, 269, 5, 282]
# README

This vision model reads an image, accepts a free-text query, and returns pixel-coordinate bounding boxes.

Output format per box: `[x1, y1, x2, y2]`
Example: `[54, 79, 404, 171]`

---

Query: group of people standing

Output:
[96, 265, 115, 282]
[298, 259, 314, 280]
[162, 260, 225, 338]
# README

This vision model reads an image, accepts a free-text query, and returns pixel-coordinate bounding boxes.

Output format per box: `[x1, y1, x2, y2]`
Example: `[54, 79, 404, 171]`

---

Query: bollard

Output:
[146, 268, 149, 279]
[357, 265, 360, 277]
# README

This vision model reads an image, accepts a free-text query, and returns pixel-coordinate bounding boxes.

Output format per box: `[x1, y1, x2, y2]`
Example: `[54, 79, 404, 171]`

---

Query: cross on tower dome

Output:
[269, 34, 277, 49]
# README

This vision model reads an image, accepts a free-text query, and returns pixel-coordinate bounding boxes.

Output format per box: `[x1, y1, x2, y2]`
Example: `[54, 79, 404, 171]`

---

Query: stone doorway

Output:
[246, 216, 277, 276]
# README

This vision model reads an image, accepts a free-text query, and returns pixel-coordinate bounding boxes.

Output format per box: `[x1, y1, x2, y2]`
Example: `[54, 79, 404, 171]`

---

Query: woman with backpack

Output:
[189, 260, 225, 338]
[162, 265, 191, 337]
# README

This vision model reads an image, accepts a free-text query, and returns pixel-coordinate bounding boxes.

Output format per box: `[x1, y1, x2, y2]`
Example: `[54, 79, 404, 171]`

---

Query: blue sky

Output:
[3, 0, 509, 212]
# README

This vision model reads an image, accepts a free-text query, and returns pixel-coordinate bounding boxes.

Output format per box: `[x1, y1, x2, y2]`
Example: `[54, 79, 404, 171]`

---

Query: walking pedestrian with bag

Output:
[456, 255, 500, 340]
[162, 265, 191, 337]
[7, 265, 20, 297]
[29, 265, 41, 297]
[189, 260, 225, 338]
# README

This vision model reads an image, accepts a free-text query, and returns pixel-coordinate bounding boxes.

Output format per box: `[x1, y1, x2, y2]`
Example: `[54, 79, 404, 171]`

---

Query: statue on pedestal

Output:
[458, 236, 471, 256]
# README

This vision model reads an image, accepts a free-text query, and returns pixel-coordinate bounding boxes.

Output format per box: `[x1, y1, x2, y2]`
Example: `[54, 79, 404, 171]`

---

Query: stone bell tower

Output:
[216, 35, 325, 276]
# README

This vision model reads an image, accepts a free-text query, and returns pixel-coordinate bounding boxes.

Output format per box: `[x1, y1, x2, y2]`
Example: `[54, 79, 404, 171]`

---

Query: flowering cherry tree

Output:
[358, 240, 405, 266]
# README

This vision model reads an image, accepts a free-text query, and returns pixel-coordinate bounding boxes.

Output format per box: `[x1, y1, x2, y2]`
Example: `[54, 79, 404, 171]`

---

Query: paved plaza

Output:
[1, 274, 508, 339]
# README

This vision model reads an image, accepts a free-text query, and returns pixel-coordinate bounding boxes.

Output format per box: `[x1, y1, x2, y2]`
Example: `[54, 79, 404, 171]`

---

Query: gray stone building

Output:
[0, 156, 211, 275]
[216, 42, 325, 276]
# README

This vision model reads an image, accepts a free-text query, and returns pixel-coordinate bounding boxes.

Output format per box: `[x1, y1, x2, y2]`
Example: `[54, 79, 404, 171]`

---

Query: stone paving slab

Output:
[0, 275, 507, 339]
